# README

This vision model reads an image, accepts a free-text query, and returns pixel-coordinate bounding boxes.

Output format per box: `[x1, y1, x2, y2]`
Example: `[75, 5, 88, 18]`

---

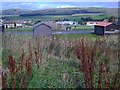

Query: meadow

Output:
[5, 25, 94, 32]
[1, 34, 120, 89]
[72, 25, 94, 30]
[5, 27, 33, 32]
[2, 14, 110, 22]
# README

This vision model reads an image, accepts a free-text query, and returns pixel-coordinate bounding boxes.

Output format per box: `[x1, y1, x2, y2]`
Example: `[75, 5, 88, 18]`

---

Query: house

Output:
[3, 22, 23, 28]
[43, 21, 57, 30]
[40, 21, 66, 30]
[33, 23, 52, 35]
[16, 22, 23, 28]
[56, 23, 66, 30]
[56, 21, 77, 30]
[56, 21, 77, 25]
[3, 22, 15, 28]
[86, 21, 104, 26]
[94, 22, 119, 35]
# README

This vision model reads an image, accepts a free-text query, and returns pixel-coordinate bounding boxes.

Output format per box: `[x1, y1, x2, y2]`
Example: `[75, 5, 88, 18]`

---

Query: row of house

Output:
[3, 22, 23, 28]
[1, 19, 34, 29]
[56, 21, 77, 25]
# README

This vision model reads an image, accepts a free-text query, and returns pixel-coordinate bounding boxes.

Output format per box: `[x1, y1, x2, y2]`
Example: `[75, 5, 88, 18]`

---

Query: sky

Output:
[1, 0, 120, 2]
[2, 2, 119, 10]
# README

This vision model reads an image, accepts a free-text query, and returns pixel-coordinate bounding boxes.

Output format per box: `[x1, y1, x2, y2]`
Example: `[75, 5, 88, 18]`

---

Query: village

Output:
[1, 1, 120, 89]
[0, 15, 119, 35]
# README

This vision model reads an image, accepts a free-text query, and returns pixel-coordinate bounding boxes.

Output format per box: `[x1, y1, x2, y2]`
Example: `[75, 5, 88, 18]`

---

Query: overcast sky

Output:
[1, 0, 120, 2]
[2, 2, 119, 10]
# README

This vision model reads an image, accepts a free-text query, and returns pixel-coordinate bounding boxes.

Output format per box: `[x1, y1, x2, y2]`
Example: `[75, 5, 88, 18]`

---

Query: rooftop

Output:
[95, 22, 112, 27]
[33, 22, 52, 29]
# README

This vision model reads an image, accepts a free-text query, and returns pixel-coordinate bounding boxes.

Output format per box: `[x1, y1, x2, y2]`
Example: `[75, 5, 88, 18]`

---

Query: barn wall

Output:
[33, 25, 52, 35]
[94, 26, 104, 35]
[56, 24, 65, 30]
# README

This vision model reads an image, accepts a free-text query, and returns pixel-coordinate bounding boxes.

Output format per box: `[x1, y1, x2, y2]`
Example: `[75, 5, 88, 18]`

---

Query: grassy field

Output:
[5, 27, 33, 32]
[72, 25, 94, 30]
[54, 34, 98, 40]
[2, 14, 110, 22]
[5, 25, 94, 32]
[1, 34, 119, 89]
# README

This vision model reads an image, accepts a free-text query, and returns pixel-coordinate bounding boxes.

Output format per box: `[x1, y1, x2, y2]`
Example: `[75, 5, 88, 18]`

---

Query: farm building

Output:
[33, 23, 52, 35]
[94, 22, 119, 35]
[44, 21, 66, 30]
[56, 23, 66, 30]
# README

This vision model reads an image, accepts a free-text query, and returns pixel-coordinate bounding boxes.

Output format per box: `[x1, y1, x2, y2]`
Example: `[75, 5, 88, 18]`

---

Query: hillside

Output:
[2, 7, 118, 17]
[2, 9, 32, 15]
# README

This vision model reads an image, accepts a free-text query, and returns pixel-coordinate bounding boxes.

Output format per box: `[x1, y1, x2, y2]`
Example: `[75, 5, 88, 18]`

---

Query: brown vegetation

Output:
[1, 34, 120, 89]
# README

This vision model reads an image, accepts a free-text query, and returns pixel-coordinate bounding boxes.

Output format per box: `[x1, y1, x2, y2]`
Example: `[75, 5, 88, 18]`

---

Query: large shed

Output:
[33, 23, 52, 35]
[94, 22, 119, 35]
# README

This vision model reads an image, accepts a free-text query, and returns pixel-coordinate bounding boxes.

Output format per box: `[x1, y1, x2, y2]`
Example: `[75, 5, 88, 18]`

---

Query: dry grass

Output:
[1, 34, 119, 89]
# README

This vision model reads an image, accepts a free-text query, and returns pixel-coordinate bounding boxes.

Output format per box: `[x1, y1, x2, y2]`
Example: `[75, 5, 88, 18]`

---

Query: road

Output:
[52, 30, 94, 34]
[0, 30, 94, 35]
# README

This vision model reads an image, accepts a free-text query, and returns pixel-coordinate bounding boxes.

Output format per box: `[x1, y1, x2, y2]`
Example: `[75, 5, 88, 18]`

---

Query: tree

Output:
[34, 20, 41, 24]
[13, 22, 16, 28]
[108, 16, 116, 22]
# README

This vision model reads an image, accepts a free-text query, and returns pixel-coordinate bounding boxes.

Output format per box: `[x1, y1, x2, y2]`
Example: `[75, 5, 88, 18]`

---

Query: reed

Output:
[2, 34, 119, 89]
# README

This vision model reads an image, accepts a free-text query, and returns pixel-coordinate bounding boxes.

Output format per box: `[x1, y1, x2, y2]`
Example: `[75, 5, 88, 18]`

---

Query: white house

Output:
[3, 22, 15, 28]
[16, 22, 23, 28]
[56, 21, 77, 25]
[3, 22, 23, 28]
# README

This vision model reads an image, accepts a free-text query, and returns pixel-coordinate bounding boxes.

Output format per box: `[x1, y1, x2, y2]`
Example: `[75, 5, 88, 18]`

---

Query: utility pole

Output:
[14, 8, 17, 31]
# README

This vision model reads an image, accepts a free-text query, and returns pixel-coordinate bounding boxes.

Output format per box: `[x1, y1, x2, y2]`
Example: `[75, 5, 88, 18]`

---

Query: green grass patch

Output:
[54, 34, 98, 40]
[2, 14, 110, 22]
[72, 25, 94, 30]
[28, 56, 84, 88]
[1, 34, 119, 88]
[5, 27, 33, 32]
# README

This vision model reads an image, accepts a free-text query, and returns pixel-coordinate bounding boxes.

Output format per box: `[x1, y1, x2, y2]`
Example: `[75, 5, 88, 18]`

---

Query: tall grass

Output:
[1, 34, 119, 89]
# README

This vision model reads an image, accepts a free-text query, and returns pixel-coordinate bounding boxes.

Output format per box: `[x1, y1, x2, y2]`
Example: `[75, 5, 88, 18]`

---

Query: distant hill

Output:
[2, 9, 32, 15]
[20, 8, 101, 16]
[2, 7, 118, 17]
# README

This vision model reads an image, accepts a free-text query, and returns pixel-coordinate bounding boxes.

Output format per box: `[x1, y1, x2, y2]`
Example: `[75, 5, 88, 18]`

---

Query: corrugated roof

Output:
[33, 22, 52, 29]
[95, 22, 112, 27]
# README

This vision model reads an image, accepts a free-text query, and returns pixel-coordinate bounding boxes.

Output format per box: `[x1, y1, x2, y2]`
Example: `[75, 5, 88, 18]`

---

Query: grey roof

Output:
[114, 21, 120, 26]
[33, 22, 52, 29]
